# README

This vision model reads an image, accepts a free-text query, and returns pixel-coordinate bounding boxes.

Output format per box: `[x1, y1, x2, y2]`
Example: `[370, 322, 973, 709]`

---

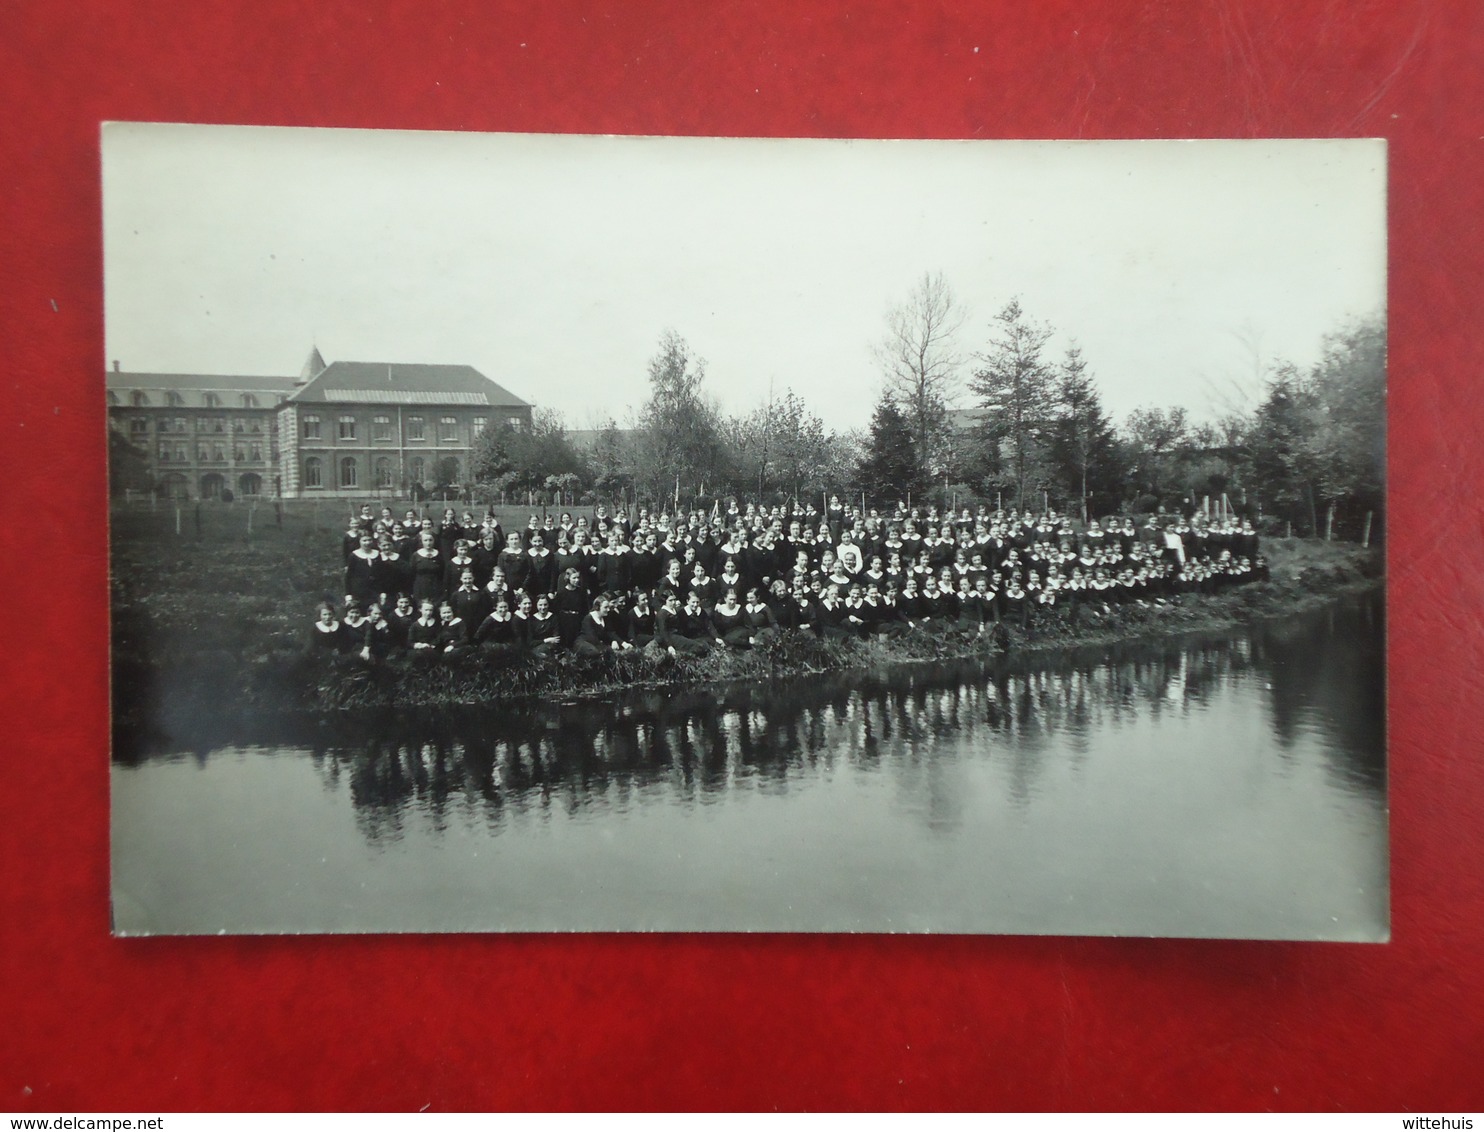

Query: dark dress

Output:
[574, 611, 622, 657]
[410, 549, 445, 605]
[710, 605, 752, 648]
[374, 552, 410, 601]
[344, 550, 381, 605]
[451, 586, 490, 628]
[554, 586, 589, 648]
[626, 606, 657, 648]
[443, 555, 476, 598]
[496, 548, 529, 594]
[311, 620, 351, 655]
[475, 613, 518, 648]
[596, 548, 632, 595]
[407, 616, 443, 652]
[525, 550, 558, 596]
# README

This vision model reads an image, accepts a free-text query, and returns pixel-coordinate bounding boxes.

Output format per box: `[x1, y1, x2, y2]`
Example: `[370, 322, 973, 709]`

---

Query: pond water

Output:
[111, 595, 1387, 938]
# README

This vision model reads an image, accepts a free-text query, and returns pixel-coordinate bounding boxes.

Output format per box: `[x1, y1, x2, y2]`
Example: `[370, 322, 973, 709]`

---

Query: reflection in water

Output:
[118, 594, 1386, 848]
[112, 595, 1386, 936]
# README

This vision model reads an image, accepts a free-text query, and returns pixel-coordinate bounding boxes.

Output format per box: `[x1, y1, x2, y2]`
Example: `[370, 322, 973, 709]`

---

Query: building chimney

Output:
[112, 360, 120, 372]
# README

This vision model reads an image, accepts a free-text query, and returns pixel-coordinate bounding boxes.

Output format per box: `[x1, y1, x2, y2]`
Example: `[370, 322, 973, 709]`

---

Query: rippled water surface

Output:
[112, 596, 1386, 937]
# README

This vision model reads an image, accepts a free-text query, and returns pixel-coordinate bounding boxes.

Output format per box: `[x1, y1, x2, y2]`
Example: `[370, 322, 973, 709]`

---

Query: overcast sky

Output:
[103, 124, 1385, 433]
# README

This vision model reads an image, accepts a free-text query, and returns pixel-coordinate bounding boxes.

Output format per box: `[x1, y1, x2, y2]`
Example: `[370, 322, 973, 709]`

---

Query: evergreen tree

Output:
[1048, 343, 1119, 519]
[968, 299, 1056, 510]
[855, 393, 921, 505]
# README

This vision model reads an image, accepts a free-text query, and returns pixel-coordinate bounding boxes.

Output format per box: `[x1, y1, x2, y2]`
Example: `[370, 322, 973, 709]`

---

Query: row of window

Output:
[154, 473, 264, 499]
[302, 455, 458, 489]
[117, 391, 262, 408]
[128, 417, 264, 435]
[299, 414, 513, 442]
[157, 443, 266, 463]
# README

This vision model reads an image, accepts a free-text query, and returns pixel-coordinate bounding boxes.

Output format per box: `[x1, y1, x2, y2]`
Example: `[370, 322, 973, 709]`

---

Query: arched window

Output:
[107, 391, 119, 406]
[238, 473, 262, 497]
[203, 393, 221, 408]
[375, 457, 393, 488]
[131, 391, 149, 407]
[304, 457, 322, 488]
[241, 393, 258, 408]
[339, 456, 357, 488]
[408, 456, 425, 484]
[166, 392, 184, 407]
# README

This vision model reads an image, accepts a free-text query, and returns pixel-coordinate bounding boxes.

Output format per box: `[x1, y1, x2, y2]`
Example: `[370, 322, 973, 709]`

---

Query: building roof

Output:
[287, 361, 530, 409]
[299, 346, 327, 383]
[106, 371, 299, 408]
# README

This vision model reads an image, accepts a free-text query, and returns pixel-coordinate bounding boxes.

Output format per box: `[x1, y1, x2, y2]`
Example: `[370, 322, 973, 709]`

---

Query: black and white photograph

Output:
[106, 124, 1387, 938]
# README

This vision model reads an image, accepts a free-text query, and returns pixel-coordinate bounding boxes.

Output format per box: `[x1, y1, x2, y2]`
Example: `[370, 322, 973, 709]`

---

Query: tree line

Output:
[467, 273, 1384, 540]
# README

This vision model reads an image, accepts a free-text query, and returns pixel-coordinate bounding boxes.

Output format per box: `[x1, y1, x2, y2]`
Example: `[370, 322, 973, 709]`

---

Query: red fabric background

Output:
[2, 0, 1481, 1111]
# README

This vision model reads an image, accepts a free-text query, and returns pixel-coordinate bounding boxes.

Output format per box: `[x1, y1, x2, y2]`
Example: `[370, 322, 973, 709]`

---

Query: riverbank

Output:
[109, 520, 1382, 730]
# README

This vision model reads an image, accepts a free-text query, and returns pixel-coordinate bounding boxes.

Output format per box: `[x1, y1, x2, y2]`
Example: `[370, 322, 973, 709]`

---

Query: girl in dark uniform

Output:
[675, 592, 720, 651]
[409, 530, 444, 608]
[407, 599, 443, 656]
[385, 594, 417, 652]
[436, 601, 472, 657]
[436, 508, 462, 560]
[743, 587, 778, 644]
[625, 590, 657, 650]
[574, 594, 630, 658]
[375, 536, 409, 603]
[475, 598, 518, 649]
[443, 541, 476, 600]
[710, 588, 752, 649]
[311, 603, 348, 655]
[450, 568, 489, 628]
[525, 533, 557, 597]
[343, 533, 381, 608]
[811, 584, 850, 641]
[687, 561, 717, 610]
[552, 568, 590, 648]
[529, 594, 562, 656]
[497, 533, 529, 596]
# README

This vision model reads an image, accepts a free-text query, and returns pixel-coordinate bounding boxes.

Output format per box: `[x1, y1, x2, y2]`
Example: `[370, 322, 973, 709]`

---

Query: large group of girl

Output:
[311, 496, 1267, 662]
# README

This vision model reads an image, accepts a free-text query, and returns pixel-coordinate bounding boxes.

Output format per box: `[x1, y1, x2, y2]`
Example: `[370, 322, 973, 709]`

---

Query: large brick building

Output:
[107, 348, 531, 500]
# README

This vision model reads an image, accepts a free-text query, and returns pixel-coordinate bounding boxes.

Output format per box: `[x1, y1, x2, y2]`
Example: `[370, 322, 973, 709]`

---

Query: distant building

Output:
[106, 347, 532, 500]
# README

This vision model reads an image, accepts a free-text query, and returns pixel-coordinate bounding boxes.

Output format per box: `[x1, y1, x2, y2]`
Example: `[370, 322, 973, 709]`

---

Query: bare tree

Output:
[874, 271, 965, 484]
